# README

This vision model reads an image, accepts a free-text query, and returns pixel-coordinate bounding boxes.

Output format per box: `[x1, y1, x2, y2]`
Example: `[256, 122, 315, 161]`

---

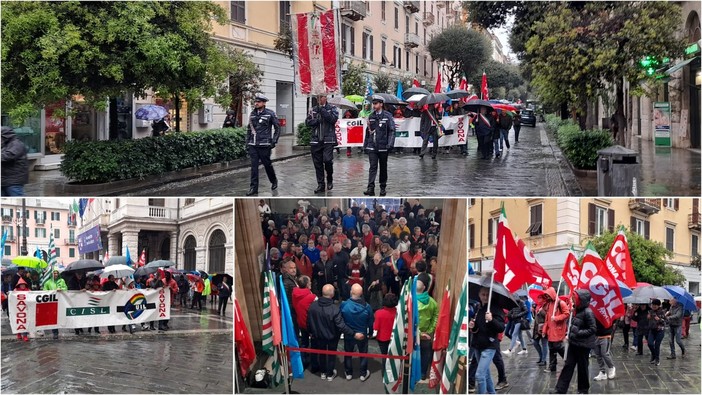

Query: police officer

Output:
[246, 94, 280, 196]
[306, 95, 339, 193]
[363, 95, 395, 197]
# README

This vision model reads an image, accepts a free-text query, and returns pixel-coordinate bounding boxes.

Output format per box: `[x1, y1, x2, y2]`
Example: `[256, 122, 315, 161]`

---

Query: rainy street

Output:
[1, 305, 233, 394]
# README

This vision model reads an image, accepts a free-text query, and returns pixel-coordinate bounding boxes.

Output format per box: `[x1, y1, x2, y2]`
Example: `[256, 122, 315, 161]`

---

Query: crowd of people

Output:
[468, 284, 693, 394]
[260, 198, 441, 383]
[2, 266, 231, 341]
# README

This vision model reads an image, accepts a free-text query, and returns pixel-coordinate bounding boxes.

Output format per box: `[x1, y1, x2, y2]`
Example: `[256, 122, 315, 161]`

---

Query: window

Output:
[184, 198, 195, 206]
[630, 217, 650, 239]
[423, 56, 427, 76]
[692, 234, 699, 258]
[184, 236, 197, 271]
[148, 199, 165, 207]
[415, 21, 418, 34]
[51, 212, 61, 221]
[4, 246, 10, 257]
[381, 39, 387, 64]
[381, 0, 386, 21]
[1, 226, 12, 238]
[665, 226, 675, 252]
[55, 248, 61, 258]
[663, 198, 679, 211]
[394, 7, 399, 29]
[588, 203, 614, 236]
[54, 229, 60, 239]
[527, 204, 543, 236]
[69, 229, 75, 242]
[1, 208, 12, 219]
[469, 224, 475, 249]
[406, 15, 410, 33]
[595, 206, 607, 236]
[22, 226, 29, 237]
[393, 46, 401, 68]
[415, 54, 419, 74]
[341, 25, 355, 56]
[208, 229, 227, 274]
[230, 1, 245, 23]
[69, 248, 75, 258]
[35, 228, 46, 238]
[406, 50, 410, 71]
[16, 209, 28, 219]
[34, 210, 46, 222]
[279, 1, 291, 32]
[362, 32, 374, 61]
[487, 216, 498, 245]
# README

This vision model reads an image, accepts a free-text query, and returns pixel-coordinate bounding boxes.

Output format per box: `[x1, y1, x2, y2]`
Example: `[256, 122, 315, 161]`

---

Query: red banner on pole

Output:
[604, 231, 637, 288]
[576, 247, 625, 327]
[561, 249, 580, 294]
[292, 10, 340, 95]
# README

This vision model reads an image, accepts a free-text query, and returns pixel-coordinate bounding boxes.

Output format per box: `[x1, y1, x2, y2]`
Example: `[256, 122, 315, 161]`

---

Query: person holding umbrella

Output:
[67, 272, 88, 335]
[647, 299, 666, 365]
[665, 297, 685, 359]
[217, 276, 231, 316]
[419, 104, 441, 160]
[469, 285, 506, 394]
[474, 106, 497, 160]
[306, 95, 339, 193]
[362, 95, 395, 197]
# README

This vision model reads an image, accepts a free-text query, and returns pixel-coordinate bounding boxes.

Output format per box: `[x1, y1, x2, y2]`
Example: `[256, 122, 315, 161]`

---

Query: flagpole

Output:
[281, 343, 291, 394]
[552, 279, 563, 319]
[402, 359, 409, 394]
[486, 270, 495, 316]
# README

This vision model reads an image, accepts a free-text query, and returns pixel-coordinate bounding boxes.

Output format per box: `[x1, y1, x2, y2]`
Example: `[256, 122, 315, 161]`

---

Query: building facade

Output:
[1, 199, 78, 264]
[79, 198, 233, 275]
[469, 198, 701, 295]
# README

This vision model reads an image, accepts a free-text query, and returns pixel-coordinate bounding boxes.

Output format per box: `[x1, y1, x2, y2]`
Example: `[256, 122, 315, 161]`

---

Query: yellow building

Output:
[468, 198, 702, 294]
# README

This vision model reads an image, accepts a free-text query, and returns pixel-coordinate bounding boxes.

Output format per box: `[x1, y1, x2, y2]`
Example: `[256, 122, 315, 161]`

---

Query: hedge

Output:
[60, 128, 247, 183]
[544, 114, 614, 170]
[297, 122, 311, 146]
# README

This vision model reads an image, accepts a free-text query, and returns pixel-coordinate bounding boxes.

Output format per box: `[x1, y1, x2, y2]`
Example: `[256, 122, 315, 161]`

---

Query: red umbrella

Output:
[634, 282, 652, 288]
[492, 103, 518, 112]
[186, 273, 200, 282]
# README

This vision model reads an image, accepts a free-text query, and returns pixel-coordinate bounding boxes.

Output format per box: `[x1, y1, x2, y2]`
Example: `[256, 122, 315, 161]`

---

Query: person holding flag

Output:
[541, 287, 570, 373]
[469, 285, 506, 394]
[419, 103, 441, 160]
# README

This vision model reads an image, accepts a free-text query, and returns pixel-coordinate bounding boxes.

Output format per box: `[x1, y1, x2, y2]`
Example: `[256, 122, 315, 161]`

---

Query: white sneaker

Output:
[328, 369, 337, 381]
[593, 372, 607, 381]
[346, 374, 352, 381]
[321, 373, 327, 380]
[517, 349, 528, 355]
[516, 340, 522, 351]
[502, 349, 512, 355]
[607, 367, 616, 379]
[630, 345, 637, 350]
[360, 371, 371, 382]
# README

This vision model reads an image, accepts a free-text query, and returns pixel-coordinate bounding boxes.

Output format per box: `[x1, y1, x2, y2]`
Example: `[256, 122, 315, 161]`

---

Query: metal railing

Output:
[423, 11, 435, 26]
[340, 1, 366, 20]
[404, 32, 420, 48]
[689, 212, 701, 229]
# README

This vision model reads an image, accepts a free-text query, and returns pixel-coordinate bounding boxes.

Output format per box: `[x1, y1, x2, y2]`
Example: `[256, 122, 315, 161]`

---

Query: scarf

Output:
[417, 291, 430, 305]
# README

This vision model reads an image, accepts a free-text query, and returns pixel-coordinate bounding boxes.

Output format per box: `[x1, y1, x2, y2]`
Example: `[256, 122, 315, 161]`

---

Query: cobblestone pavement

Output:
[1, 305, 233, 394]
[475, 324, 701, 394]
[133, 123, 580, 197]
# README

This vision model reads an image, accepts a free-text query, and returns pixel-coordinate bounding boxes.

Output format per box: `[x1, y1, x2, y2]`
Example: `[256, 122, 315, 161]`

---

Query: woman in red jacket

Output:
[374, 292, 398, 369]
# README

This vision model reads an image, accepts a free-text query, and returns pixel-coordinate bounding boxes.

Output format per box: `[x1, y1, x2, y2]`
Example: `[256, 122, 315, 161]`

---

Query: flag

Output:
[40, 226, 58, 289]
[35, 246, 42, 259]
[384, 279, 409, 394]
[459, 75, 469, 103]
[125, 246, 133, 266]
[271, 345, 285, 388]
[434, 71, 442, 93]
[234, 297, 257, 376]
[440, 273, 468, 394]
[278, 275, 304, 379]
[493, 206, 534, 293]
[429, 281, 451, 389]
[396, 80, 404, 100]
[78, 198, 89, 218]
[481, 71, 489, 100]
[409, 277, 421, 392]
[72, 199, 79, 215]
[468, 262, 475, 275]
[137, 248, 146, 267]
[103, 250, 110, 264]
[576, 242, 625, 327]
[365, 75, 374, 98]
[262, 271, 282, 355]
[605, 230, 637, 288]
[514, 236, 552, 288]
[291, 10, 340, 95]
[0, 229, 7, 259]
[561, 247, 580, 294]
[412, 78, 420, 88]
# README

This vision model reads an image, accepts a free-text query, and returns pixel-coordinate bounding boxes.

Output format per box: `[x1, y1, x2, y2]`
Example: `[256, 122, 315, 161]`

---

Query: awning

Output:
[665, 56, 700, 75]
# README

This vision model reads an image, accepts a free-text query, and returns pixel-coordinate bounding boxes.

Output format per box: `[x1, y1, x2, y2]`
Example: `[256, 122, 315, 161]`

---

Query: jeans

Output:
[499, 128, 510, 149]
[493, 138, 501, 157]
[533, 337, 549, 363]
[317, 338, 340, 376]
[378, 340, 390, 372]
[648, 329, 665, 361]
[668, 325, 685, 356]
[248, 146, 277, 190]
[513, 125, 521, 142]
[367, 151, 389, 189]
[420, 338, 433, 380]
[344, 336, 369, 376]
[509, 322, 524, 350]
[636, 329, 646, 354]
[593, 337, 614, 372]
[1, 185, 24, 196]
[554, 344, 590, 393]
[621, 323, 631, 346]
[548, 340, 565, 371]
[475, 348, 497, 394]
[504, 321, 514, 340]
[311, 143, 334, 186]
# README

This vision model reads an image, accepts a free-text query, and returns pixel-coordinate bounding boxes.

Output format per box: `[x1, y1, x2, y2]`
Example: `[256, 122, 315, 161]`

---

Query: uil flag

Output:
[576, 242, 625, 327]
[481, 71, 489, 100]
[605, 230, 637, 288]
[493, 206, 534, 293]
[291, 10, 340, 95]
[561, 248, 581, 294]
[137, 248, 146, 267]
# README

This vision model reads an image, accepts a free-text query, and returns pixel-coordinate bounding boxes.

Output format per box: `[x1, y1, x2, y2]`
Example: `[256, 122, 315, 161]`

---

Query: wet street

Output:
[132, 123, 579, 197]
[478, 325, 701, 394]
[1, 305, 233, 394]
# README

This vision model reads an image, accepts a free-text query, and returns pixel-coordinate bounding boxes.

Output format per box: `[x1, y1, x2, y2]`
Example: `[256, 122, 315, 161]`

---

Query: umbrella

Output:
[402, 87, 431, 99]
[63, 259, 103, 273]
[634, 282, 652, 288]
[199, 270, 208, 278]
[12, 256, 47, 270]
[369, 93, 407, 105]
[446, 89, 472, 100]
[135, 104, 168, 121]
[513, 289, 527, 298]
[528, 288, 546, 303]
[146, 259, 175, 268]
[211, 273, 233, 286]
[416, 93, 451, 108]
[622, 285, 673, 304]
[663, 285, 698, 311]
[468, 275, 519, 310]
[617, 280, 633, 298]
[1, 264, 18, 276]
[328, 96, 358, 110]
[104, 256, 130, 266]
[2, 258, 14, 267]
[462, 99, 494, 112]
[405, 94, 427, 103]
[134, 266, 158, 277]
[100, 264, 135, 279]
[187, 273, 201, 282]
[492, 103, 518, 112]
[345, 95, 365, 104]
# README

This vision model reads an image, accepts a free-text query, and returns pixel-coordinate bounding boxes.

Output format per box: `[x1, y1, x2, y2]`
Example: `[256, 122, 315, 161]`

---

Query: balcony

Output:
[436, 1, 446, 8]
[423, 11, 435, 26]
[35, 218, 46, 226]
[340, 1, 366, 21]
[404, 32, 420, 48]
[404, 1, 420, 13]
[65, 238, 78, 245]
[67, 220, 77, 228]
[628, 198, 661, 216]
[689, 212, 701, 230]
[111, 204, 177, 223]
[2, 215, 11, 223]
[6, 236, 15, 243]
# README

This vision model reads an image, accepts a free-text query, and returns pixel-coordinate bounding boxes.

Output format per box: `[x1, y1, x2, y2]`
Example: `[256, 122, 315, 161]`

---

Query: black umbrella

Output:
[134, 266, 159, 277]
[1, 264, 18, 276]
[368, 93, 407, 105]
[445, 89, 472, 99]
[468, 275, 518, 310]
[105, 256, 130, 266]
[2, 258, 14, 267]
[211, 273, 233, 286]
[199, 270, 209, 278]
[416, 93, 451, 108]
[401, 87, 430, 99]
[146, 259, 175, 268]
[462, 99, 494, 113]
[63, 259, 103, 273]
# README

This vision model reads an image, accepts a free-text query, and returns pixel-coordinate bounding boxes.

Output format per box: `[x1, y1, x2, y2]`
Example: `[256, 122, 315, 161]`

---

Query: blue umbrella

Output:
[663, 285, 698, 311]
[135, 105, 168, 121]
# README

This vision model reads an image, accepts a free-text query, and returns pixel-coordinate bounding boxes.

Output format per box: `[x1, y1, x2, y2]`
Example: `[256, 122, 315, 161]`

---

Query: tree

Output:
[463, 1, 518, 30]
[373, 71, 393, 93]
[342, 62, 367, 97]
[470, 61, 523, 98]
[274, 25, 294, 60]
[691, 255, 701, 271]
[1, 1, 231, 132]
[214, 47, 263, 127]
[590, 229, 685, 286]
[427, 26, 491, 89]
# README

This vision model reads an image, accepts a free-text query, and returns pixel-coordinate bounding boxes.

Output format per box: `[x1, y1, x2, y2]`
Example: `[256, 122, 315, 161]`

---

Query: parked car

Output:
[521, 109, 537, 127]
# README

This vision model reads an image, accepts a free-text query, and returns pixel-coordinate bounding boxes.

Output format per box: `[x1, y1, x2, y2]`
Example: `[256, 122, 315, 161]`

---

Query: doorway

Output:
[276, 81, 293, 135]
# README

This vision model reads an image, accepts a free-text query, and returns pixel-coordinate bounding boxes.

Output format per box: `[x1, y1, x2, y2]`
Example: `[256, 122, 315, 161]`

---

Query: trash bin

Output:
[596, 145, 641, 196]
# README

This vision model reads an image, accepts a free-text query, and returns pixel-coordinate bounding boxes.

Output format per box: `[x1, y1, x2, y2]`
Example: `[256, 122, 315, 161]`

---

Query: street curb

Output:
[542, 126, 585, 197]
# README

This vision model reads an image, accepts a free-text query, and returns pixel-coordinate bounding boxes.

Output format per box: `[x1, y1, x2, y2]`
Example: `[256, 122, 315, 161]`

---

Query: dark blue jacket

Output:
[363, 110, 396, 152]
[247, 107, 280, 146]
[474, 113, 496, 137]
[340, 297, 374, 336]
[306, 104, 339, 144]
[342, 214, 357, 231]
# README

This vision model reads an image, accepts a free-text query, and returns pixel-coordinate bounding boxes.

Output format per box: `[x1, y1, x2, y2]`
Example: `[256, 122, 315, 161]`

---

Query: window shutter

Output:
[644, 221, 650, 240]
[469, 224, 475, 249]
[487, 218, 493, 245]
[350, 27, 355, 56]
[663, 199, 668, 208]
[607, 209, 615, 232]
[630, 216, 636, 232]
[674, 198, 679, 211]
[588, 203, 595, 236]
[370, 35, 374, 61]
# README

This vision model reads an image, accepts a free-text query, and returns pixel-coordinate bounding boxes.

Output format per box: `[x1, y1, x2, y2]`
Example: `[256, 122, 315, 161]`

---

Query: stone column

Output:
[108, 233, 119, 258]
[169, 231, 177, 264]
[121, 230, 139, 260]
[235, 199, 265, 342]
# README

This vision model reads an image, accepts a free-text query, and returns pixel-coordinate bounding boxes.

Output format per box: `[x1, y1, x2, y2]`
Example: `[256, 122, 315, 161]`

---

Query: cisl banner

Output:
[8, 289, 170, 334]
[334, 115, 470, 148]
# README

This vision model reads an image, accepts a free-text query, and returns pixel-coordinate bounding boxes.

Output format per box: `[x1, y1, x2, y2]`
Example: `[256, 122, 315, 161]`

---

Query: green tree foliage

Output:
[470, 61, 523, 98]
[1, 1, 231, 123]
[373, 71, 393, 93]
[217, 47, 263, 127]
[590, 230, 685, 286]
[427, 26, 491, 88]
[463, 1, 518, 30]
[274, 24, 294, 59]
[342, 62, 367, 96]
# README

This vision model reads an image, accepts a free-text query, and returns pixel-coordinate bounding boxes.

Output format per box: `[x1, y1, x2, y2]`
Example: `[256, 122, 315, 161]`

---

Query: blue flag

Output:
[468, 262, 475, 275]
[365, 76, 374, 99]
[0, 229, 7, 258]
[35, 246, 42, 259]
[126, 246, 133, 266]
[409, 276, 422, 391]
[266, 244, 271, 272]
[396, 80, 404, 100]
[278, 275, 304, 379]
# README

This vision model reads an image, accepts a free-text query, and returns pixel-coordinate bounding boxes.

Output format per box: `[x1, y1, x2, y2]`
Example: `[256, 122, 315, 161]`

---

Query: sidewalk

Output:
[23, 134, 307, 197]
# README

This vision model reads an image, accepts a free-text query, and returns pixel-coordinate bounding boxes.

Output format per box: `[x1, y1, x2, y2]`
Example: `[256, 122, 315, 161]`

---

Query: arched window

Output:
[183, 236, 197, 271]
[208, 229, 226, 274]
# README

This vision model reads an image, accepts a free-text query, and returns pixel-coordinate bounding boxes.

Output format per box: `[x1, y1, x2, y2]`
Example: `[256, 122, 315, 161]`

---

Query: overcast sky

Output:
[492, 14, 515, 62]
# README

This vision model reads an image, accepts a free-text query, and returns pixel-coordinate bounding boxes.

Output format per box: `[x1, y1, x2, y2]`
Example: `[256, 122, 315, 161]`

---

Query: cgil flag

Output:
[137, 248, 147, 267]
[383, 279, 410, 394]
[278, 275, 304, 379]
[481, 71, 489, 100]
[604, 230, 637, 288]
[428, 281, 451, 389]
[515, 236, 552, 289]
[234, 297, 257, 376]
[561, 247, 581, 294]
[440, 273, 468, 394]
[291, 10, 340, 96]
[576, 242, 625, 327]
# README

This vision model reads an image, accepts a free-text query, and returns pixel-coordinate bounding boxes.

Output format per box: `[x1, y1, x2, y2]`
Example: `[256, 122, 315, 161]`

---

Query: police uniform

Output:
[363, 95, 396, 196]
[246, 94, 280, 195]
[305, 98, 339, 193]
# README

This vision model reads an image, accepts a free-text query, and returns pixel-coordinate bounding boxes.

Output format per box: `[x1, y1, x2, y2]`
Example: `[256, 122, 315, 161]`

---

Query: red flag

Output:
[493, 208, 533, 293]
[412, 78, 420, 88]
[103, 250, 110, 264]
[434, 71, 442, 93]
[561, 249, 580, 294]
[268, 273, 282, 346]
[137, 248, 146, 267]
[235, 298, 257, 376]
[604, 231, 637, 288]
[481, 72, 489, 100]
[429, 283, 451, 389]
[576, 245, 625, 327]
[515, 237, 552, 289]
[291, 10, 340, 95]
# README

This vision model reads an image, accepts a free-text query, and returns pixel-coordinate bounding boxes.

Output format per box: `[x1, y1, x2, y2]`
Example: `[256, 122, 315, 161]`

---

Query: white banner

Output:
[333, 115, 471, 148]
[8, 289, 171, 334]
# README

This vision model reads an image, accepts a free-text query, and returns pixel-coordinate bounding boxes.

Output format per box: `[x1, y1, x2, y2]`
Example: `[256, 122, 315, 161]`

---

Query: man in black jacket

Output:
[307, 284, 365, 382]
[332, 242, 349, 300]
[246, 94, 280, 196]
[554, 289, 597, 394]
[281, 260, 299, 335]
[474, 107, 496, 160]
[419, 105, 441, 160]
[306, 95, 339, 193]
[363, 95, 396, 197]
[469, 286, 505, 394]
[1, 126, 29, 196]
